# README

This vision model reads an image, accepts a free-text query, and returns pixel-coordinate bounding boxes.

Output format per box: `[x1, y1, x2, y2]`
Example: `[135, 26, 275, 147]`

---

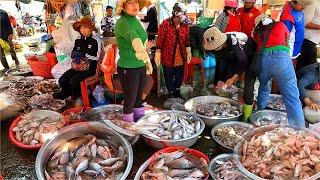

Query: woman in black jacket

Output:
[203, 27, 256, 121]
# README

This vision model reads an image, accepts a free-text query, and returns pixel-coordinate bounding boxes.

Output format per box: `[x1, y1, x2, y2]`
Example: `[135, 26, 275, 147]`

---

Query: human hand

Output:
[305, 98, 320, 111]
[146, 61, 153, 75]
[146, 40, 156, 52]
[8, 34, 14, 41]
[155, 49, 161, 67]
[186, 47, 192, 64]
[216, 81, 226, 89]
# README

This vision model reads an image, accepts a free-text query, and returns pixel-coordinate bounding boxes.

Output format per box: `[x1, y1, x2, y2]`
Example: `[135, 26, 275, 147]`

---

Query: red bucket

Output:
[27, 53, 57, 79]
[9, 116, 42, 150]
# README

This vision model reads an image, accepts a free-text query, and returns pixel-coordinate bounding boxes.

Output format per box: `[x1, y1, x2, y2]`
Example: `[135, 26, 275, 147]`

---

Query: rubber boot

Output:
[133, 107, 145, 122]
[123, 113, 134, 123]
[242, 104, 253, 122]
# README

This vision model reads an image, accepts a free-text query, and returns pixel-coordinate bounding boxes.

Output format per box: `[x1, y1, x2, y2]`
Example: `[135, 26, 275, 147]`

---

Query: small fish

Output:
[75, 159, 89, 176]
[30, 140, 39, 145]
[90, 162, 106, 177]
[99, 157, 121, 166]
[103, 161, 124, 173]
[15, 131, 22, 142]
[12, 127, 20, 132]
[84, 170, 100, 176]
[194, 121, 201, 132]
[97, 146, 111, 159]
[47, 157, 59, 169]
[168, 169, 193, 178]
[118, 146, 125, 157]
[44, 170, 53, 180]
[76, 145, 89, 157]
[23, 129, 35, 137]
[90, 143, 97, 157]
[60, 152, 69, 165]
[66, 165, 75, 180]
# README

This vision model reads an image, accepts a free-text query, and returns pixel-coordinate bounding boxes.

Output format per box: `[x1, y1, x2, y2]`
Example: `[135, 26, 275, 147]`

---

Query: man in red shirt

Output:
[238, 0, 260, 37]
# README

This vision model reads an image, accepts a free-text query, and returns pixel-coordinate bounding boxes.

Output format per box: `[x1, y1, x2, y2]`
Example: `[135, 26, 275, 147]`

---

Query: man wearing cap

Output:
[155, 2, 192, 98]
[215, 0, 241, 33]
[253, 14, 305, 127]
[280, 0, 306, 60]
[55, 17, 101, 103]
[238, 0, 261, 37]
[203, 27, 257, 122]
[101, 6, 116, 37]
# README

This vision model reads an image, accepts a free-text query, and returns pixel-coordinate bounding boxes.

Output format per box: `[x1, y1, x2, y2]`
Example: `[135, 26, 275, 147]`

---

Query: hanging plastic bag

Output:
[93, 85, 106, 104]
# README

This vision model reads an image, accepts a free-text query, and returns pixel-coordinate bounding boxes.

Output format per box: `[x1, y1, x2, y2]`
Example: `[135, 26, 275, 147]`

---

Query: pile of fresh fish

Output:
[12, 113, 65, 145]
[266, 98, 286, 111]
[215, 85, 239, 97]
[34, 80, 60, 94]
[195, 102, 241, 117]
[45, 134, 126, 180]
[137, 112, 202, 140]
[100, 109, 123, 121]
[213, 158, 246, 180]
[28, 94, 65, 112]
[213, 124, 252, 149]
[141, 150, 208, 179]
[241, 127, 320, 179]
[64, 109, 87, 122]
[5, 77, 61, 107]
[254, 117, 287, 126]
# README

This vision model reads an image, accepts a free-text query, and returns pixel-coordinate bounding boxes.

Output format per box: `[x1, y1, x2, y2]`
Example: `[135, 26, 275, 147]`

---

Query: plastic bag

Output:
[93, 85, 106, 104]
[180, 85, 193, 99]
[51, 57, 72, 79]
[164, 98, 184, 109]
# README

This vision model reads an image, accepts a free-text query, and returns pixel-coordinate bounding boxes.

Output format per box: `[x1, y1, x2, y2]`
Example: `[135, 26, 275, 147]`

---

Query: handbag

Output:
[248, 25, 274, 76]
[71, 57, 90, 71]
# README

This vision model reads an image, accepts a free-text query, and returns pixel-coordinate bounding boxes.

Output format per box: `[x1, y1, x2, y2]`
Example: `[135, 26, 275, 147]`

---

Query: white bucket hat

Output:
[203, 27, 227, 51]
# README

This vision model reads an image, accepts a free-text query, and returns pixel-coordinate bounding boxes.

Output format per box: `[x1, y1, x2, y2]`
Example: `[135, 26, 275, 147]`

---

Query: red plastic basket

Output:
[9, 116, 42, 150]
[62, 107, 91, 124]
[149, 146, 210, 179]
[27, 53, 57, 79]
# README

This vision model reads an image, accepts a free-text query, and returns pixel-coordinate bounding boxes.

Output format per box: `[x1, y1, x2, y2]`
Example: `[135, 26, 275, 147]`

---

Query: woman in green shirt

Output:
[115, 0, 153, 122]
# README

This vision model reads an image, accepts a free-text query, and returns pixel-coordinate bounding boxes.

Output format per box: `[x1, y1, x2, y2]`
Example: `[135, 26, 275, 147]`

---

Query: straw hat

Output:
[73, 17, 98, 32]
[115, 0, 147, 16]
[203, 27, 227, 51]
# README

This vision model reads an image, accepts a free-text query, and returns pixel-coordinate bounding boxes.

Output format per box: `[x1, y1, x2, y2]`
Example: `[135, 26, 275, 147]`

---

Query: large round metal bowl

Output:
[250, 110, 288, 127]
[234, 124, 320, 180]
[134, 146, 210, 180]
[184, 96, 242, 127]
[137, 110, 205, 149]
[35, 121, 133, 180]
[211, 121, 254, 152]
[209, 153, 247, 179]
[84, 104, 139, 145]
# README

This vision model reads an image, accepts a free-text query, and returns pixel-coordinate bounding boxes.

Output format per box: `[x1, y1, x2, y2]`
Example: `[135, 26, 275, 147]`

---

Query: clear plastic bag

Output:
[93, 85, 106, 104]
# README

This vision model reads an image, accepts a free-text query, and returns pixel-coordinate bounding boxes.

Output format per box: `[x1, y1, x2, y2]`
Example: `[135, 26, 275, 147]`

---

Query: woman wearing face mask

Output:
[115, 0, 153, 122]
[253, 14, 305, 127]
[238, 0, 261, 37]
[203, 27, 257, 121]
[154, 3, 192, 98]
[215, 0, 241, 33]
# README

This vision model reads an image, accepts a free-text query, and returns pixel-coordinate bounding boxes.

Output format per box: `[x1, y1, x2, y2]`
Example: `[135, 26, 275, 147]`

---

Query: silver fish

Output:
[75, 159, 89, 176]
[99, 157, 121, 166]
[90, 143, 97, 157]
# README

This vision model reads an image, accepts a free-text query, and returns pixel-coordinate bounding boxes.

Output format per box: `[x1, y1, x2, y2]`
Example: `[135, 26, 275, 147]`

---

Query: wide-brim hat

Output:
[73, 17, 98, 32]
[203, 27, 227, 51]
[116, 0, 147, 16]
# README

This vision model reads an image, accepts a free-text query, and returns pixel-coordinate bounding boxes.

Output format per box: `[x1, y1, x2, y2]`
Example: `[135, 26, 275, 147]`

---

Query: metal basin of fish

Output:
[184, 96, 242, 127]
[35, 121, 133, 180]
[209, 153, 247, 179]
[250, 110, 288, 126]
[136, 110, 205, 149]
[134, 147, 209, 180]
[211, 121, 254, 152]
[234, 124, 320, 180]
[85, 104, 139, 145]
[266, 94, 286, 111]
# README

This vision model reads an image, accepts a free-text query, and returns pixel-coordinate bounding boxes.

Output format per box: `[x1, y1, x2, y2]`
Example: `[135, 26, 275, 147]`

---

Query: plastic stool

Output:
[80, 63, 101, 107]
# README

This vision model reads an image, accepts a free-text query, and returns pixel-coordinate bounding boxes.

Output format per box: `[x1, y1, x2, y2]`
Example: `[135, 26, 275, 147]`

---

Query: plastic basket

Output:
[27, 53, 57, 79]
